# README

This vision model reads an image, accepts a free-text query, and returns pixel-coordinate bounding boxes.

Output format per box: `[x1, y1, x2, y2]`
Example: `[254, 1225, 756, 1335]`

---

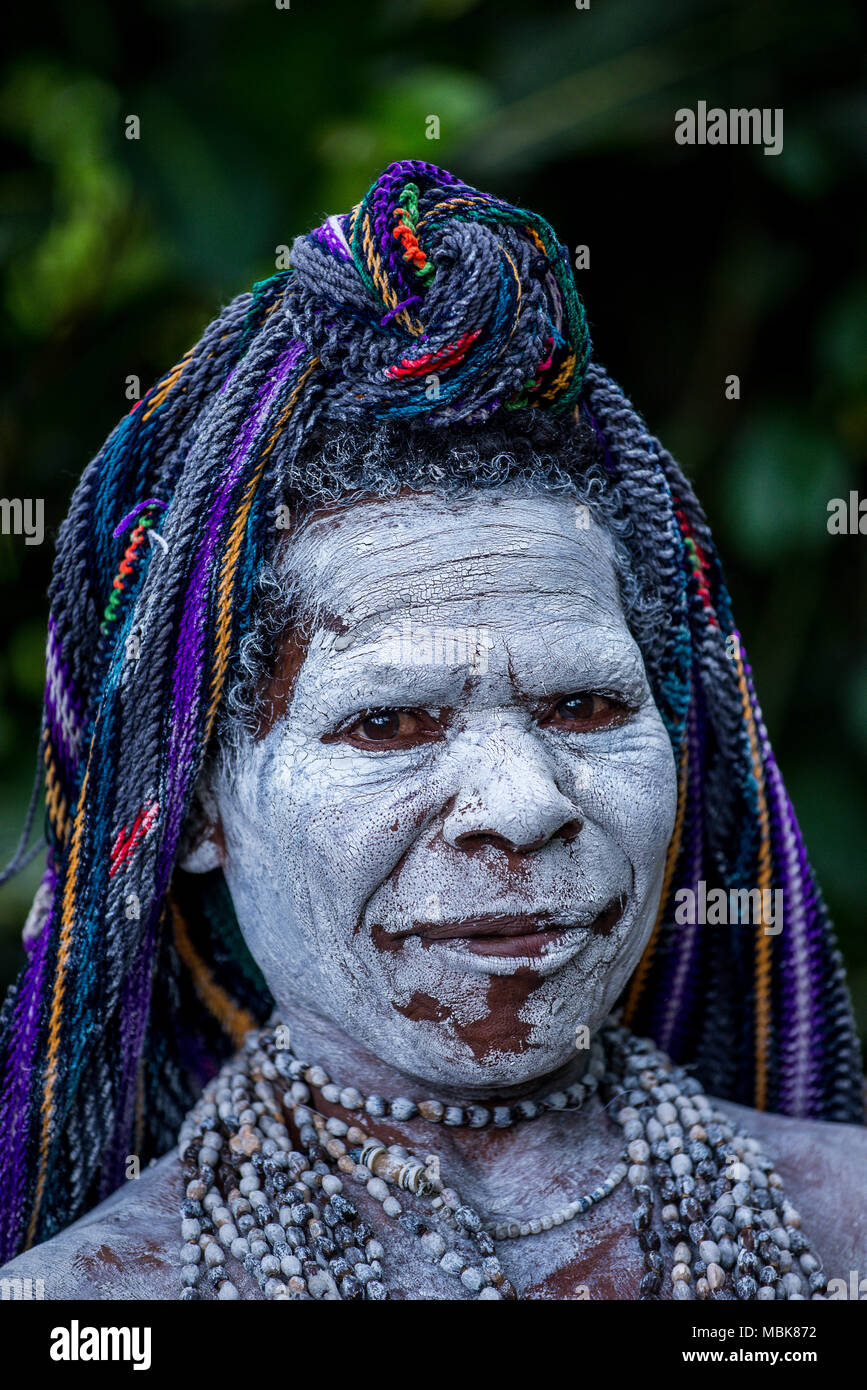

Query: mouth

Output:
[373, 897, 627, 963]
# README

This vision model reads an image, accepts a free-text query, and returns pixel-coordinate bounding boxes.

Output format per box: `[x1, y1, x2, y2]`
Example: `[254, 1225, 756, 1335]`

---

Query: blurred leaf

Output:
[1, 62, 166, 333]
[7, 619, 45, 701]
[845, 661, 867, 761]
[316, 66, 493, 209]
[788, 760, 867, 921]
[817, 279, 867, 394]
[722, 414, 851, 563]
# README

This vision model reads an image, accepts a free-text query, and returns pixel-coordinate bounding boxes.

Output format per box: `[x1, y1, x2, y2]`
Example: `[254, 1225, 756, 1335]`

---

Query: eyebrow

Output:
[289, 626, 647, 729]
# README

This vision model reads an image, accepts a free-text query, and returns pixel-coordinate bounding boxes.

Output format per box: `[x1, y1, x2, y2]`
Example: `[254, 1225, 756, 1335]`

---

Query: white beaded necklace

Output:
[177, 1019, 831, 1301]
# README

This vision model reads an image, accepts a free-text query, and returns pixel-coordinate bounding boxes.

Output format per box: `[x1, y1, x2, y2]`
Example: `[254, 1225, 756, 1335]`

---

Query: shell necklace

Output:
[177, 1019, 829, 1301]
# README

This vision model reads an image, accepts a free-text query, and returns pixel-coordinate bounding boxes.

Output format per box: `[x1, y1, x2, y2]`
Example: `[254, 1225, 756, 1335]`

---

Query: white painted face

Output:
[187, 492, 678, 1092]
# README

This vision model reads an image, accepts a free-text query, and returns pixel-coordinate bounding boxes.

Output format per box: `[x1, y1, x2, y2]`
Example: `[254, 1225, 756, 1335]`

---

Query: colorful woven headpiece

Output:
[0, 160, 861, 1262]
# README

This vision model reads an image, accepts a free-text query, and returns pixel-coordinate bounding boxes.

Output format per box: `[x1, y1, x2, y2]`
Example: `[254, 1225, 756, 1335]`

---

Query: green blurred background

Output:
[1, 0, 865, 1037]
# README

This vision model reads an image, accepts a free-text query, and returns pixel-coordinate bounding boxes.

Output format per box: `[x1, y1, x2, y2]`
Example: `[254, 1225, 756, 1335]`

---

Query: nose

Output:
[441, 720, 583, 855]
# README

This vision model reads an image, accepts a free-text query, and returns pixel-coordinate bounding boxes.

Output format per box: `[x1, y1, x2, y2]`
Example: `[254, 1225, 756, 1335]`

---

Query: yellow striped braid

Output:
[171, 897, 257, 1049]
[734, 649, 773, 1110]
[204, 355, 320, 745]
[27, 756, 92, 1245]
[142, 347, 194, 422]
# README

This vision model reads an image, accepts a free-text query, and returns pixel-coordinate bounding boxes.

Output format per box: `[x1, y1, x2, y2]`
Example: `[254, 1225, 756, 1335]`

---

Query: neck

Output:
[267, 996, 606, 1106]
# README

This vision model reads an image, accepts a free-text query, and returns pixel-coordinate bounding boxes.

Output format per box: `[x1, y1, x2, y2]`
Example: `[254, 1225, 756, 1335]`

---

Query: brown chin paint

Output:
[394, 968, 543, 1061]
[392, 991, 450, 1024]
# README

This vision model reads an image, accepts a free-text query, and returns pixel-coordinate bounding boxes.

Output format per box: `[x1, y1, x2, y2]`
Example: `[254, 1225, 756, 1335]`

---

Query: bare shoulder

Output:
[718, 1097, 867, 1281]
[0, 1150, 185, 1300]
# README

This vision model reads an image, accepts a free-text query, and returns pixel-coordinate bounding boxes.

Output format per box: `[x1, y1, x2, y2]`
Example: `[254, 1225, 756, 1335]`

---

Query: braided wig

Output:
[0, 161, 861, 1262]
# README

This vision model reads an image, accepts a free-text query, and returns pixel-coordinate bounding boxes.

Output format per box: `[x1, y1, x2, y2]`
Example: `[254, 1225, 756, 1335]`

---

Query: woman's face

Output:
[192, 492, 677, 1091]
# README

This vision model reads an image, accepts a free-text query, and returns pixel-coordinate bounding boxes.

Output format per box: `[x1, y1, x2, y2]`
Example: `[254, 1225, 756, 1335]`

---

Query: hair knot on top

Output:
[286, 159, 592, 424]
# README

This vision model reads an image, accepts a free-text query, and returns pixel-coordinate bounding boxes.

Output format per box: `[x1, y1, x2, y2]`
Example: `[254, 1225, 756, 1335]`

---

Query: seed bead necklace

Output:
[177, 1019, 830, 1301]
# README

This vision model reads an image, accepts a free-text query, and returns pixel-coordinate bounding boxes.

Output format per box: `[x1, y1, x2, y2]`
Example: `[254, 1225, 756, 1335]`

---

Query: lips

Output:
[374, 897, 626, 959]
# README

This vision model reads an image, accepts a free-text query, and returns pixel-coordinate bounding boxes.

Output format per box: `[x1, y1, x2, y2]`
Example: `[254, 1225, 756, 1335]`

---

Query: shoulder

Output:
[717, 1098, 867, 1283]
[0, 1150, 185, 1300]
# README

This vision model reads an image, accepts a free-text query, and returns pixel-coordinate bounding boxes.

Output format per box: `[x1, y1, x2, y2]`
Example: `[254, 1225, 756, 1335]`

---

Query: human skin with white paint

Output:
[203, 493, 677, 1094]
[2, 492, 865, 1299]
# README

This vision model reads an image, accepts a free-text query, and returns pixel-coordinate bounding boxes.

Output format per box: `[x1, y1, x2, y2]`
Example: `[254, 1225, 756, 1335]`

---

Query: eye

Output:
[539, 692, 628, 732]
[333, 707, 444, 749]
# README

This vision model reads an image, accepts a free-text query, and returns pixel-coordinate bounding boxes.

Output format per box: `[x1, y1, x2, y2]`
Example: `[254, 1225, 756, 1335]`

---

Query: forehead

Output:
[285, 492, 625, 632]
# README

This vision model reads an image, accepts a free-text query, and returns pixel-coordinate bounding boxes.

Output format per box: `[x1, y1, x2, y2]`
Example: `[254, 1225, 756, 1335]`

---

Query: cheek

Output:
[610, 728, 678, 882]
[238, 736, 448, 925]
[554, 719, 677, 877]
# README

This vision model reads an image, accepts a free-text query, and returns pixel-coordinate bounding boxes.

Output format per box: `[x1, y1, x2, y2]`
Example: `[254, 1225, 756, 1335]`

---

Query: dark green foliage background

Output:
[1, 0, 865, 1040]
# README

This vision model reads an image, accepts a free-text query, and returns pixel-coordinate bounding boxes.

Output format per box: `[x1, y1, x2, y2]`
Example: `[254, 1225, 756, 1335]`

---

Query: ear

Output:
[178, 777, 225, 873]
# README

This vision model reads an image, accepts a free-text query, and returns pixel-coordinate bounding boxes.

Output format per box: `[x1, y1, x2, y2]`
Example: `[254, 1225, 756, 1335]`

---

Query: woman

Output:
[0, 160, 863, 1300]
